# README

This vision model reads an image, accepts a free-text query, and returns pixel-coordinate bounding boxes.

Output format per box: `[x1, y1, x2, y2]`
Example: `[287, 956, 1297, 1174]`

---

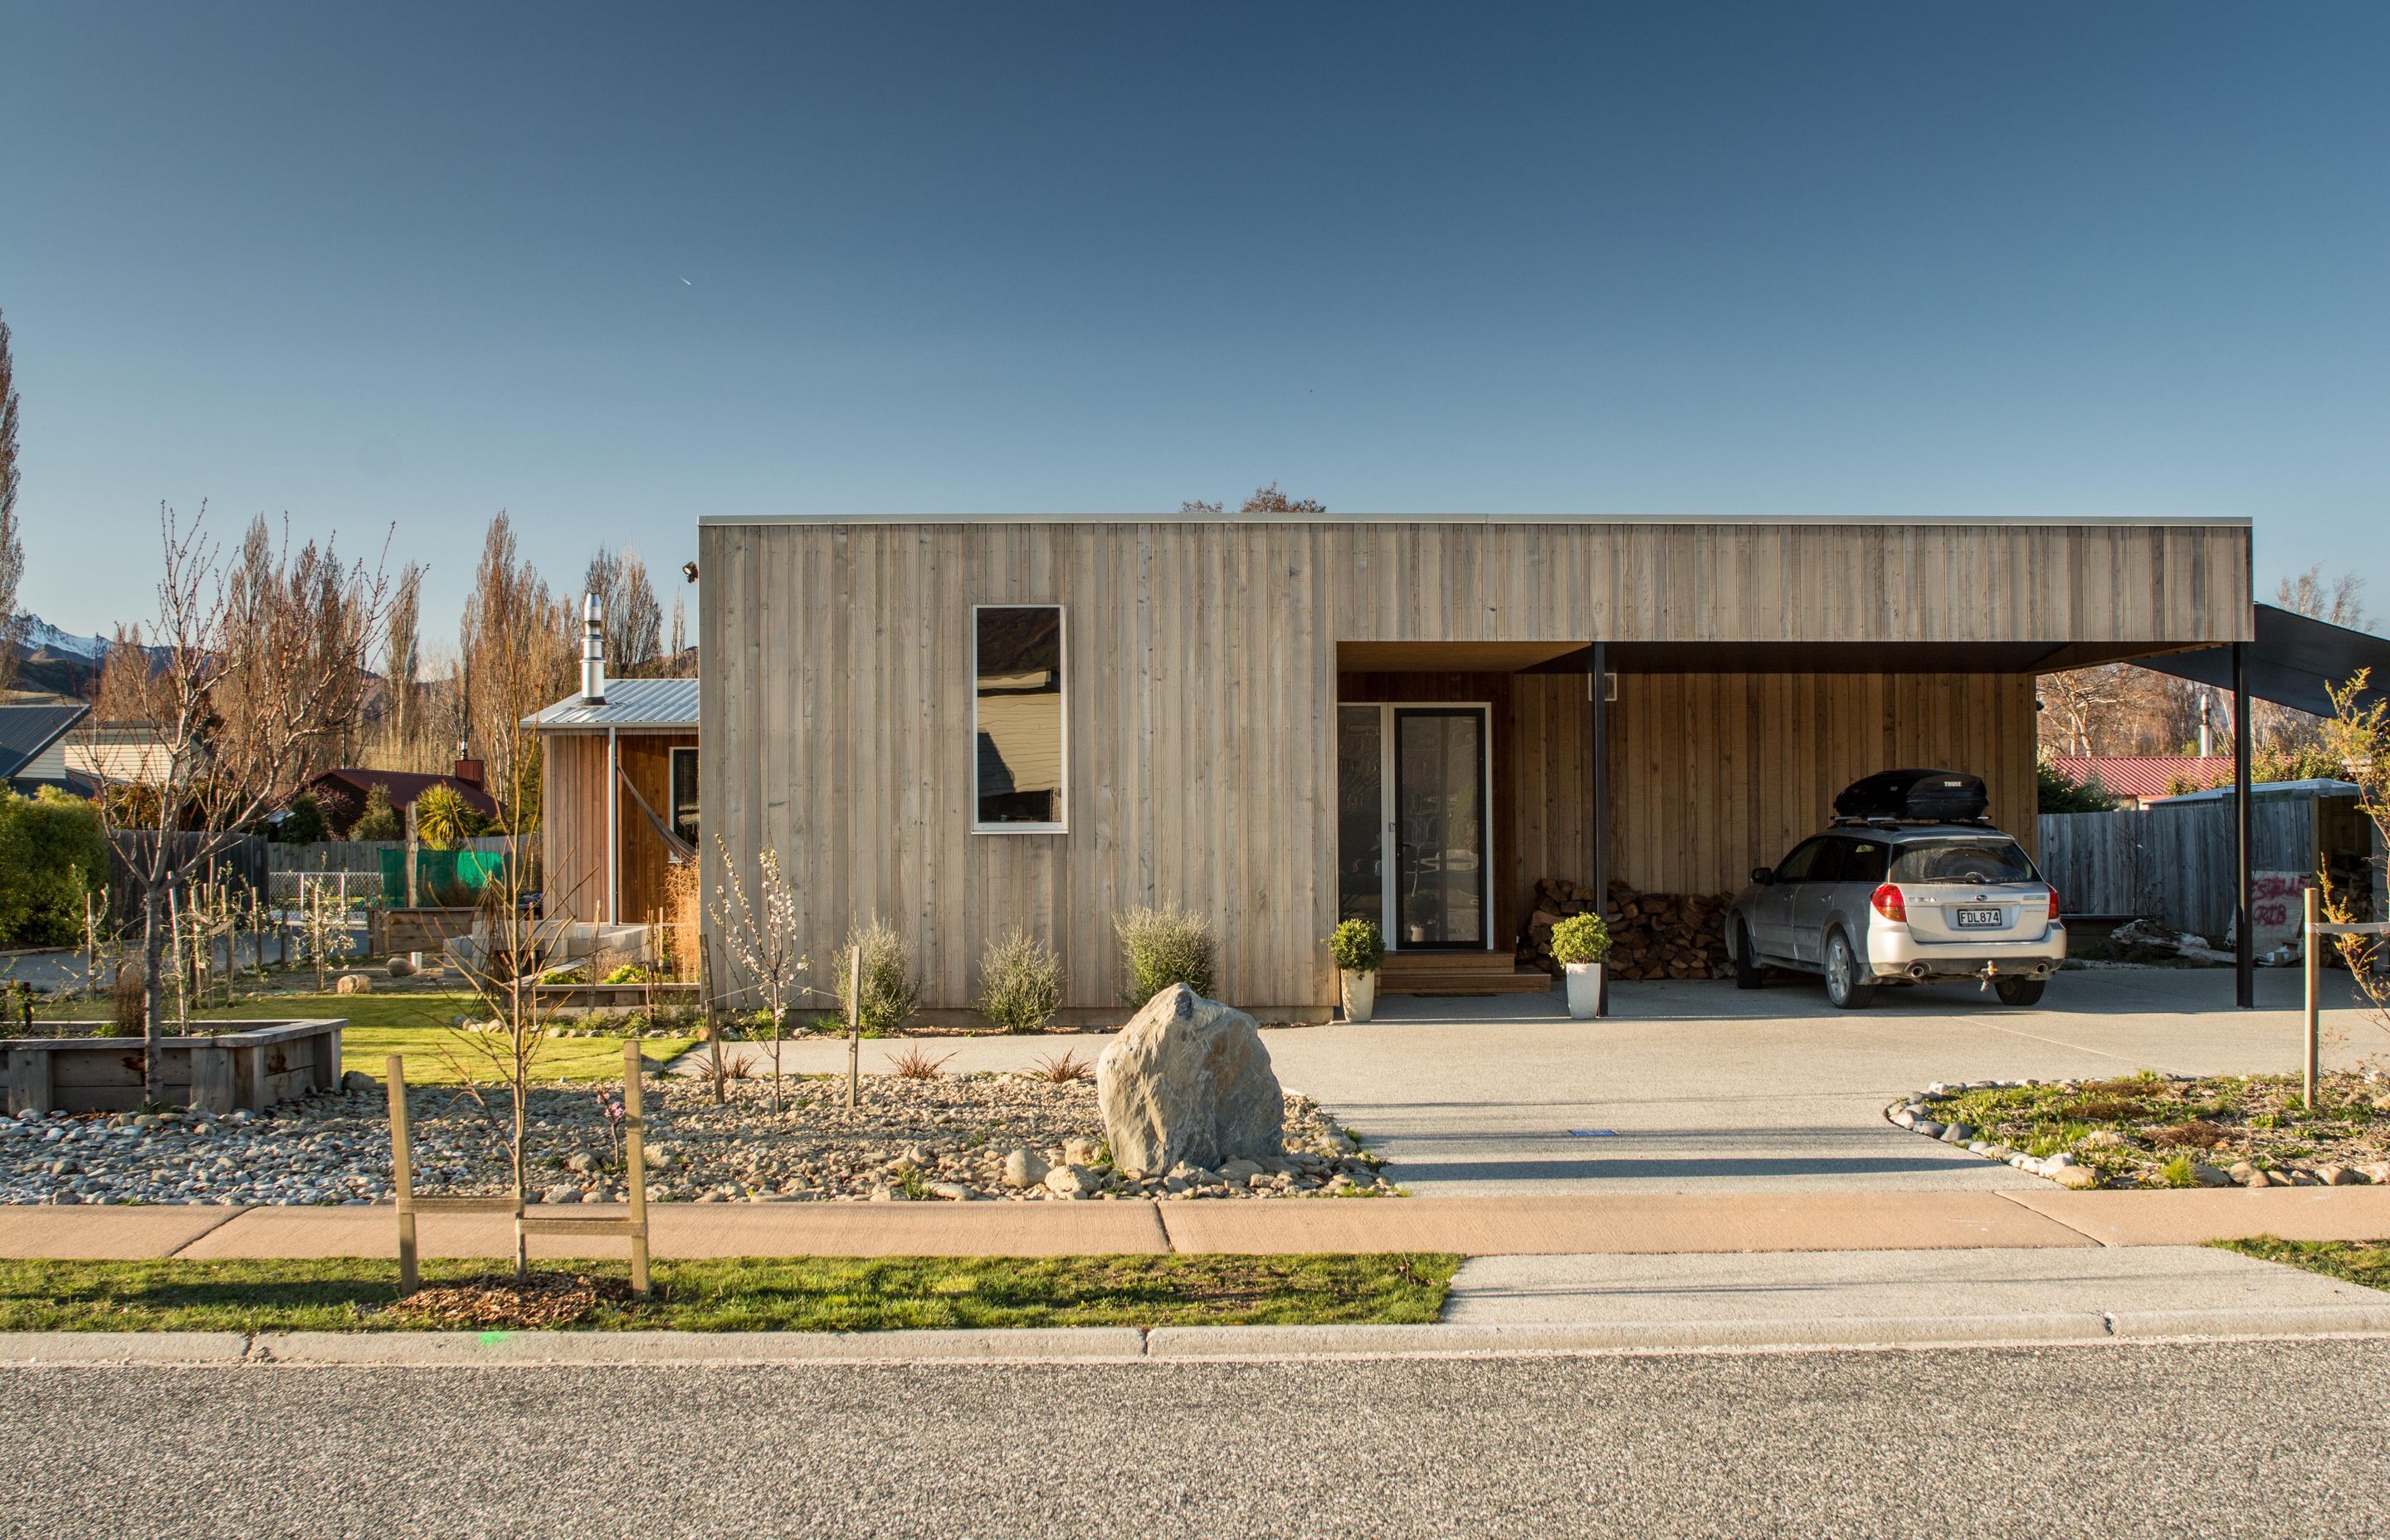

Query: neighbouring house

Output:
[300, 764, 500, 836]
[0, 700, 90, 794]
[524, 598, 698, 927]
[3, 714, 171, 796]
[692, 513, 2261, 1022]
[2049, 754, 2237, 808]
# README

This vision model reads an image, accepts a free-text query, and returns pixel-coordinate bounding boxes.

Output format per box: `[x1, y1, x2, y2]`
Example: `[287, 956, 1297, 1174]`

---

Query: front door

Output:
[1337, 702, 1494, 950]
[1393, 707, 1489, 949]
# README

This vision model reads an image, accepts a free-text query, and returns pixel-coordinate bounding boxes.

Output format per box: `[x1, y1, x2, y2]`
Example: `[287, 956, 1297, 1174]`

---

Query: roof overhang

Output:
[2130, 604, 2390, 719]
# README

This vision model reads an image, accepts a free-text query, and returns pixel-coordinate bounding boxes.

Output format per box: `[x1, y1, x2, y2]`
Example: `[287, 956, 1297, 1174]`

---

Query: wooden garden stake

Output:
[387, 1054, 417, 1293]
[624, 1040, 651, 1295]
[2303, 885, 2321, 1109]
[846, 943, 862, 1110]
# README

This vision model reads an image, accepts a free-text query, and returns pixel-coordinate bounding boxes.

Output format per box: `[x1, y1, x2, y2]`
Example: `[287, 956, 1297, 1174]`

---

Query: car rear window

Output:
[1890, 840, 2038, 885]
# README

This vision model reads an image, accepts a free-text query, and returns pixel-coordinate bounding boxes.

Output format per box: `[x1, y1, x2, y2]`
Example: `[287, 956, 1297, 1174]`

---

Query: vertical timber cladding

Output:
[541, 733, 608, 925]
[702, 517, 2249, 1013]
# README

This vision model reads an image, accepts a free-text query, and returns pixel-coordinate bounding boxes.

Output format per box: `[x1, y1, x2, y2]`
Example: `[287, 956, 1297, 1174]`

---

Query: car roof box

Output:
[1832, 768, 1988, 823]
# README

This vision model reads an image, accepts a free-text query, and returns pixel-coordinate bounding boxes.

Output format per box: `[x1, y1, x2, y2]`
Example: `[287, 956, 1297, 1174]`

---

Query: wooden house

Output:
[693, 514, 2251, 1021]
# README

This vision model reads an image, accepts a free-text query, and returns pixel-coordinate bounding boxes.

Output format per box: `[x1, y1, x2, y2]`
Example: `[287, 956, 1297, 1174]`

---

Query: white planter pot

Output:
[1563, 961, 1605, 1020]
[1340, 969, 1377, 1023]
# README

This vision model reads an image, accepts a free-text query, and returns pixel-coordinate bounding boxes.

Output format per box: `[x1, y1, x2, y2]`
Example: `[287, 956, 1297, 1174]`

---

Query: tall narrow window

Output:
[669, 745, 700, 845]
[973, 605, 1066, 830]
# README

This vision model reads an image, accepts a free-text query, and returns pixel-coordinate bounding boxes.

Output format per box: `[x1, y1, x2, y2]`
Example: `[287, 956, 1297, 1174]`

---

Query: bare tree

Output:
[0, 308, 22, 694]
[1180, 482, 1328, 516]
[459, 513, 573, 830]
[383, 562, 422, 748]
[668, 595, 685, 664]
[87, 504, 388, 1102]
[709, 838, 810, 1114]
[585, 546, 662, 674]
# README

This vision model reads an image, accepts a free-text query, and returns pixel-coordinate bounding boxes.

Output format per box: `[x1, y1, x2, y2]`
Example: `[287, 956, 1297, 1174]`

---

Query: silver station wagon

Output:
[1724, 824, 2066, 1009]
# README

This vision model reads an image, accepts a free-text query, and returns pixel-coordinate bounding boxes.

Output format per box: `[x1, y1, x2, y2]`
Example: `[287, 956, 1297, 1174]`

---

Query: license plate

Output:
[1954, 907, 2004, 928]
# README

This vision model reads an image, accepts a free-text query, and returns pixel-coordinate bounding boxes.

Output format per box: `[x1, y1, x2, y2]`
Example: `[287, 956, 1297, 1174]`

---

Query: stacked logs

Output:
[1517, 877, 1736, 982]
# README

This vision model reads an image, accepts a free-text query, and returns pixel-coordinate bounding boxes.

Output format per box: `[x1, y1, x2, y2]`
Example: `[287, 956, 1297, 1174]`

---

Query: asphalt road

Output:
[7, 1339, 2388, 1538]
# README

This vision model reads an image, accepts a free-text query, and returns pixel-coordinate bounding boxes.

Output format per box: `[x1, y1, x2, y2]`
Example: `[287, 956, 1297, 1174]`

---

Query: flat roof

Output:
[700, 512, 2252, 529]
[524, 676, 699, 732]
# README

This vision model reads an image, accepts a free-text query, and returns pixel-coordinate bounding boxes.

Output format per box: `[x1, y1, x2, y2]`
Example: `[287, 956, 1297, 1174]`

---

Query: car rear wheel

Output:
[1994, 977, 2046, 1006]
[1823, 930, 1877, 1009]
[1734, 919, 1764, 989]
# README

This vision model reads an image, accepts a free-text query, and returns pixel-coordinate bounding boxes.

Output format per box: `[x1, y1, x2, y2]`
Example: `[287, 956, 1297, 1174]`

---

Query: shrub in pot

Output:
[1549, 912, 1612, 1020]
[1328, 918, 1385, 1022]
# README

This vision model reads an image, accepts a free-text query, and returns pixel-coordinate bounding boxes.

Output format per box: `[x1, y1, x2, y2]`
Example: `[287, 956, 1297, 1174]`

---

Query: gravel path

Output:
[7, 1339, 2387, 1537]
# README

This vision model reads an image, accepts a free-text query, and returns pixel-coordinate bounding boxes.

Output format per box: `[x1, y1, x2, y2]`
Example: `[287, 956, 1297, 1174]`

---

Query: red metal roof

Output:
[305, 768, 500, 820]
[2050, 754, 2236, 801]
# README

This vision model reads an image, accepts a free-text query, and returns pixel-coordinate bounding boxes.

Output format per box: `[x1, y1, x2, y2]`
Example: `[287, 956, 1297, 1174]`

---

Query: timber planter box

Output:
[530, 981, 700, 1011]
[3, 1019, 344, 1117]
[383, 906, 480, 956]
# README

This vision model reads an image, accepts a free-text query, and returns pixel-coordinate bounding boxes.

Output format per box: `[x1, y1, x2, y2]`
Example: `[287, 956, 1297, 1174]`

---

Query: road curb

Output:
[0, 1332, 251, 1365]
[6, 1309, 2390, 1368]
[246, 1326, 1151, 1366]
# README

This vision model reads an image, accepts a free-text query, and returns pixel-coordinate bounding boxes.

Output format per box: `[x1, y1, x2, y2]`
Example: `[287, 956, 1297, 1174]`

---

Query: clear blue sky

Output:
[3, 2, 2384, 643]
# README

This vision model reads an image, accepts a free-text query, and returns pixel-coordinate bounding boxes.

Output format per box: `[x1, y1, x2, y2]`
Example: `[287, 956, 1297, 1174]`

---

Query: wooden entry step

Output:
[1378, 951, 1556, 997]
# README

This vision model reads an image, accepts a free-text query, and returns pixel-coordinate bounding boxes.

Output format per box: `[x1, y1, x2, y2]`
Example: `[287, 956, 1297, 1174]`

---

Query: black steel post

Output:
[1590, 642, 1610, 1016]
[2234, 640, 2254, 1008]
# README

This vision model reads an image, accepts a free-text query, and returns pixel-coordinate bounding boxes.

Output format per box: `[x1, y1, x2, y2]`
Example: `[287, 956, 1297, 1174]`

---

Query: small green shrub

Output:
[976, 928, 1063, 1033]
[0, 789, 107, 949]
[1549, 913, 1612, 966]
[1116, 904, 1215, 1002]
[412, 785, 483, 850]
[2158, 1153, 2200, 1189]
[602, 963, 654, 985]
[1328, 918, 1385, 974]
[836, 917, 919, 1032]
[277, 792, 327, 846]
[351, 784, 402, 842]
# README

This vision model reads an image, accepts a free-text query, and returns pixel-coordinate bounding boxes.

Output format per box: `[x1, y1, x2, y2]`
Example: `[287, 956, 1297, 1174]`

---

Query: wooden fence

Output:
[2037, 798, 2314, 940]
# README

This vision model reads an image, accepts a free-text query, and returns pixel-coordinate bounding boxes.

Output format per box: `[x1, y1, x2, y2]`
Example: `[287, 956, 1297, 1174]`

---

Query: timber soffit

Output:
[696, 512, 2252, 529]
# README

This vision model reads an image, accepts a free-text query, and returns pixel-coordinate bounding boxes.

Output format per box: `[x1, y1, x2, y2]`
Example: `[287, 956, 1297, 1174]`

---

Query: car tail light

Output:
[1871, 884, 1907, 923]
[2047, 885, 2061, 922]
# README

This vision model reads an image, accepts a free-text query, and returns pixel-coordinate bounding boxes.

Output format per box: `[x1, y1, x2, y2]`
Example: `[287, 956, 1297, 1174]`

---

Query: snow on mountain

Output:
[13, 614, 111, 659]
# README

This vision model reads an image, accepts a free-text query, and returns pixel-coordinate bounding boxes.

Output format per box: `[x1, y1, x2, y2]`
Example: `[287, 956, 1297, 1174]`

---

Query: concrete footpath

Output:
[4, 1185, 2389, 1260]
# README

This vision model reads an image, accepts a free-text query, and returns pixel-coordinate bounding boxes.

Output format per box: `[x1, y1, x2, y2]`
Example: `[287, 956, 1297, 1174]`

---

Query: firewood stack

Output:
[1517, 876, 1736, 981]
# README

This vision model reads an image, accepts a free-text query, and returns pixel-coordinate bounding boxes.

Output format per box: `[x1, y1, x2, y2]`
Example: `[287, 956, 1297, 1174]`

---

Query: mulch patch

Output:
[380, 1271, 651, 1329]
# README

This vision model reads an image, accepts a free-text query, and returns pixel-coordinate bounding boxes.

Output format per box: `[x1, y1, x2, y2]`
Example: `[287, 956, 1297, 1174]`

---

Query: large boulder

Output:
[1095, 985, 1283, 1177]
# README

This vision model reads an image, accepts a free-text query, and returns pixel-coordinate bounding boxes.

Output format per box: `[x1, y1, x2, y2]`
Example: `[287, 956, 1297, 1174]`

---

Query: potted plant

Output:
[1329, 918, 1386, 1023]
[1549, 912, 1612, 1020]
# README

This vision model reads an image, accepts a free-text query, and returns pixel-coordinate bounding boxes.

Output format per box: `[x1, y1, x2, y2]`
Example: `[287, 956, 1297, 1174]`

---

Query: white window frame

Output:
[971, 602, 1068, 835]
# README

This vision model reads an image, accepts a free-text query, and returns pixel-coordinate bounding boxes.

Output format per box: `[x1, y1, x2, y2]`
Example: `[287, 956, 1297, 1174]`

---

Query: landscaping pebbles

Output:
[0, 1073, 1397, 1206]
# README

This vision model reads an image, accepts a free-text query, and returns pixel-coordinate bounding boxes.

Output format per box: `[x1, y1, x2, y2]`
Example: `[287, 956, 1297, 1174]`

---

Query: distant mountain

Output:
[7, 613, 115, 697]
[17, 615, 110, 661]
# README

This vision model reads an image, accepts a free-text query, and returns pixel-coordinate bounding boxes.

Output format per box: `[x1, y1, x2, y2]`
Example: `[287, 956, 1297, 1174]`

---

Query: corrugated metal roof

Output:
[0, 702, 90, 779]
[524, 677, 698, 731]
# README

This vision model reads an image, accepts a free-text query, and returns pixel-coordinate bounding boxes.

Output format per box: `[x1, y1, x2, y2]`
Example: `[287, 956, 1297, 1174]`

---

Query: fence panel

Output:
[2038, 797, 2316, 939]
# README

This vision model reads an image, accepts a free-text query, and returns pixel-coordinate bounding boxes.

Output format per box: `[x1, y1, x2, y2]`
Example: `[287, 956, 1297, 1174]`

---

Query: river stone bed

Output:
[1891, 1070, 2390, 1191]
[0, 1072, 1397, 1206]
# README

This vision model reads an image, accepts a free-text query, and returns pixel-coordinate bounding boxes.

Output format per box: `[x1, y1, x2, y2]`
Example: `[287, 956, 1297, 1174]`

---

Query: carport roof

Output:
[2131, 604, 2390, 719]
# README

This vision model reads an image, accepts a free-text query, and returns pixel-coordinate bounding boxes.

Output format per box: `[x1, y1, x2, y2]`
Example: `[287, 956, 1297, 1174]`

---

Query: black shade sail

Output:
[2135, 604, 2390, 719]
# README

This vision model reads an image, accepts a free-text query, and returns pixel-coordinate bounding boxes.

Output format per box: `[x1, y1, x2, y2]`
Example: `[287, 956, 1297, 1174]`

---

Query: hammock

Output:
[616, 764, 697, 863]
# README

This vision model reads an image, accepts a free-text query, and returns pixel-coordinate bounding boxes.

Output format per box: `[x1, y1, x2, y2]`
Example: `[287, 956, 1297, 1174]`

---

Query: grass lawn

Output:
[2213, 1235, 2390, 1294]
[0, 1253, 1458, 1332]
[31, 992, 696, 1085]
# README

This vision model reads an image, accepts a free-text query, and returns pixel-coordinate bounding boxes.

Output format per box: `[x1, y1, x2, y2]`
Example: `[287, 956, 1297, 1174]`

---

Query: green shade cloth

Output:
[377, 848, 507, 905]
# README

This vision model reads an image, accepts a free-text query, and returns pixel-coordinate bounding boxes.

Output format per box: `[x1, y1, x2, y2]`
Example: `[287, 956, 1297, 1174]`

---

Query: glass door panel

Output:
[1393, 708, 1486, 948]
[1335, 705, 1384, 927]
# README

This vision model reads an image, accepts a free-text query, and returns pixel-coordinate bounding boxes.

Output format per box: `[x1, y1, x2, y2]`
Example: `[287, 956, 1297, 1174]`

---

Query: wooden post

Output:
[623, 1040, 651, 1296]
[846, 943, 862, 1111]
[387, 1054, 417, 1294]
[2303, 885, 2321, 1109]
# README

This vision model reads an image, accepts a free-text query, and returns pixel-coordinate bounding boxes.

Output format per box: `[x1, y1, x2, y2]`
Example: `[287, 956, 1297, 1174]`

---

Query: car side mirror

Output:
[1750, 866, 1773, 886]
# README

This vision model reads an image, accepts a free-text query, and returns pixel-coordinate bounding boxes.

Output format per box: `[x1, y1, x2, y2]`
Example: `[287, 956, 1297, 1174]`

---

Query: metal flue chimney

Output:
[580, 592, 607, 704]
